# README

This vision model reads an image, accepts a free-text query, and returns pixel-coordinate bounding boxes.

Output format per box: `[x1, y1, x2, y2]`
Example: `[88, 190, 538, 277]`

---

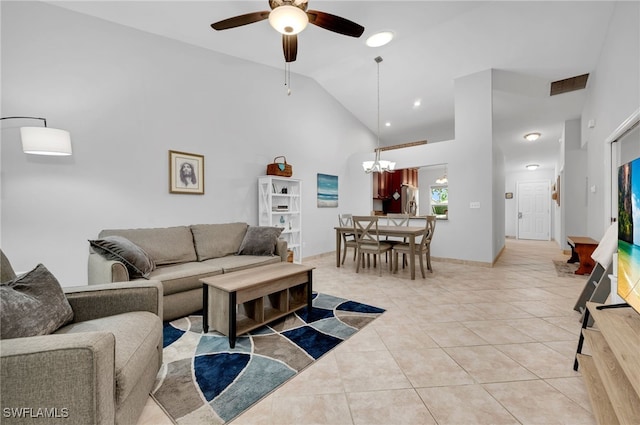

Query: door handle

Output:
[518, 212, 523, 219]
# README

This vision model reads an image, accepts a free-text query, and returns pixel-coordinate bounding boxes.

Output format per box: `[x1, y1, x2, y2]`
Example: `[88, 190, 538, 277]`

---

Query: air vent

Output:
[550, 73, 589, 96]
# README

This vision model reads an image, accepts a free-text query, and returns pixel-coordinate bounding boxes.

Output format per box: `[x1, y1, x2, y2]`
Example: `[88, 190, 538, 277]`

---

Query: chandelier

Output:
[363, 56, 395, 173]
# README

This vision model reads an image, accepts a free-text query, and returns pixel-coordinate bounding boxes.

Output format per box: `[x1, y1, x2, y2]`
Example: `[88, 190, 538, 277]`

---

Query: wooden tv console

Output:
[575, 302, 640, 424]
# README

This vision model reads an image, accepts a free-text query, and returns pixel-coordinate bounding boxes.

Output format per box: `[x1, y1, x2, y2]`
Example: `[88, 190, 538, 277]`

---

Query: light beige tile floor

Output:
[137, 239, 596, 425]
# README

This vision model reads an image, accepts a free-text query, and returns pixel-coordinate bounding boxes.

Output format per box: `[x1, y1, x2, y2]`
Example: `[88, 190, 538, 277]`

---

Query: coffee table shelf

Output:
[201, 263, 314, 347]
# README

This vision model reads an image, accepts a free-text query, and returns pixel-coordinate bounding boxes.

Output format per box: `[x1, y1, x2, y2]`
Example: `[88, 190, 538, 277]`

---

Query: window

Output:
[430, 185, 448, 219]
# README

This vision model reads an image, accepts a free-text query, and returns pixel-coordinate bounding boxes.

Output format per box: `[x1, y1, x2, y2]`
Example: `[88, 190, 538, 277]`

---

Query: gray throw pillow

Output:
[89, 235, 155, 279]
[237, 226, 283, 256]
[1, 250, 16, 283]
[0, 264, 74, 339]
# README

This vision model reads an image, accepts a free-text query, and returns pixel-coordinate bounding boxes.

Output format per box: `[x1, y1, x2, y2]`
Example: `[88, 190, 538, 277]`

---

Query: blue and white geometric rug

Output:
[151, 293, 385, 424]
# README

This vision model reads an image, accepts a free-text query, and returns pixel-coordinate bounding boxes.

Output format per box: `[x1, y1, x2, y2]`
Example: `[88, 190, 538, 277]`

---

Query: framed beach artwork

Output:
[317, 173, 338, 208]
[169, 150, 204, 195]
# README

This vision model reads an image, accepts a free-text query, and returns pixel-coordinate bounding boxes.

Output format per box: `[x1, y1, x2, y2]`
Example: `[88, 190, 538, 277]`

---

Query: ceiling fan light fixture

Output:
[526, 164, 539, 171]
[366, 31, 394, 47]
[524, 132, 541, 142]
[269, 5, 308, 35]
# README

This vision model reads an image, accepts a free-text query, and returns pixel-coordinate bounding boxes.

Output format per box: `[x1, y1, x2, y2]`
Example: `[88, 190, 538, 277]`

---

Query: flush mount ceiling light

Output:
[413, 99, 421, 108]
[0, 116, 72, 156]
[366, 31, 394, 47]
[524, 132, 541, 142]
[268, 5, 308, 34]
[363, 56, 396, 174]
[526, 164, 539, 171]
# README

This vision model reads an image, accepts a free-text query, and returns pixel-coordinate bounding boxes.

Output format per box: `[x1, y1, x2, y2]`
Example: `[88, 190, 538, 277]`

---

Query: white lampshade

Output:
[269, 5, 308, 35]
[20, 127, 72, 156]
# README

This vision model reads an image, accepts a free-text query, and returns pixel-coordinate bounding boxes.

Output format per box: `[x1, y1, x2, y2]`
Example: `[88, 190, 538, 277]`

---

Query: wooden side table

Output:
[567, 236, 599, 275]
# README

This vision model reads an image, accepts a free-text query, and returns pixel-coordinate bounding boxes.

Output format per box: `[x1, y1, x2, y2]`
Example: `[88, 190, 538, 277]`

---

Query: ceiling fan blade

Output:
[306, 10, 364, 38]
[283, 34, 298, 62]
[211, 11, 270, 30]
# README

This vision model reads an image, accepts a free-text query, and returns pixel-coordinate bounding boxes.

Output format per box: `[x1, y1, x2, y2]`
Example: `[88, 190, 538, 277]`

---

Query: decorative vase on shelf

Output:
[280, 216, 285, 225]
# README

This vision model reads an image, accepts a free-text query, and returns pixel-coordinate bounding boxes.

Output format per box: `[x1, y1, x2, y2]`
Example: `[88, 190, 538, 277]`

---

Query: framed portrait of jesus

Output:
[169, 150, 204, 195]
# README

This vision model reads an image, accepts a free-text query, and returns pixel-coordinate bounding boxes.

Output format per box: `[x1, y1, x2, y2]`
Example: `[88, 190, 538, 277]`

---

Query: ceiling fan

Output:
[210, 0, 365, 63]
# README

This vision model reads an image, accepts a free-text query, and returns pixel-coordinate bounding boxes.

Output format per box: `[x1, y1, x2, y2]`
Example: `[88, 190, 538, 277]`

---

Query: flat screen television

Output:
[618, 156, 640, 314]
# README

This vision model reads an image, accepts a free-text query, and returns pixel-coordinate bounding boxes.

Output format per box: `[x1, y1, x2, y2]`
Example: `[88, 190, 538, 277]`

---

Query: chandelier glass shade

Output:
[362, 149, 396, 173]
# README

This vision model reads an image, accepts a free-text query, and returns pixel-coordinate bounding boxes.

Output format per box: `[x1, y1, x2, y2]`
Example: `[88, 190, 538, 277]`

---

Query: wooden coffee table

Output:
[200, 262, 315, 348]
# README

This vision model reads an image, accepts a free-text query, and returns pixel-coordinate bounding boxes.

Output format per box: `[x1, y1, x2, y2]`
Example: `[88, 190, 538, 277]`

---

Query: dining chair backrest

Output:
[421, 215, 437, 247]
[338, 213, 353, 227]
[386, 213, 410, 227]
[352, 216, 380, 245]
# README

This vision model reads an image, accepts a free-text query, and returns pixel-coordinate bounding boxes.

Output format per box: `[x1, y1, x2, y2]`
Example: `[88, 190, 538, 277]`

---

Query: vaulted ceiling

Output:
[47, 1, 617, 172]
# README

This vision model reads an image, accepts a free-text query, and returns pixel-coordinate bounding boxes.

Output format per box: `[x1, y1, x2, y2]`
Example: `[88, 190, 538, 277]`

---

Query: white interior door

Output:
[517, 180, 550, 240]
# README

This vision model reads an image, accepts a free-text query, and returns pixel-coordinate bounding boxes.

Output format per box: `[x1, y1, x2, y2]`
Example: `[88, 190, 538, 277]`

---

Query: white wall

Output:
[347, 69, 497, 265]
[561, 118, 588, 250]
[581, 1, 640, 239]
[0, 2, 376, 284]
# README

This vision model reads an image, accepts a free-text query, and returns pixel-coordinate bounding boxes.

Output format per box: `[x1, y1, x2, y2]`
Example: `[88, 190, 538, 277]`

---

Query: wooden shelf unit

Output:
[577, 302, 640, 424]
[258, 176, 302, 263]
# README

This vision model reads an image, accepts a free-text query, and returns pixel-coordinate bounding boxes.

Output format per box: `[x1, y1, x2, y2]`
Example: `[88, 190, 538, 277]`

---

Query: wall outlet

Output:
[470, 201, 481, 209]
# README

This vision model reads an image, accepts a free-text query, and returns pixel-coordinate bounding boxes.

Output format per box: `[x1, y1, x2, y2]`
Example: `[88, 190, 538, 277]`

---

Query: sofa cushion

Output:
[55, 311, 162, 404]
[147, 262, 223, 296]
[0, 264, 74, 339]
[1, 250, 16, 283]
[190, 223, 248, 261]
[204, 255, 281, 273]
[99, 226, 197, 266]
[237, 226, 283, 256]
[89, 236, 155, 279]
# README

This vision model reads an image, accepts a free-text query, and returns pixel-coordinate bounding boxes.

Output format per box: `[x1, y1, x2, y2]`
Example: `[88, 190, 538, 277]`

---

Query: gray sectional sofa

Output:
[88, 222, 287, 320]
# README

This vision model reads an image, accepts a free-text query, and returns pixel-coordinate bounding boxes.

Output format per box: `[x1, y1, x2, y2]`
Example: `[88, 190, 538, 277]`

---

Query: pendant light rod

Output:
[375, 56, 382, 152]
[363, 56, 395, 173]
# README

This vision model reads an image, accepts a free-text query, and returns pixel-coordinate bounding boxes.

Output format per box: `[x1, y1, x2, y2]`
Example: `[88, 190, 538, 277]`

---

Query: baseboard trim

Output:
[311, 251, 495, 268]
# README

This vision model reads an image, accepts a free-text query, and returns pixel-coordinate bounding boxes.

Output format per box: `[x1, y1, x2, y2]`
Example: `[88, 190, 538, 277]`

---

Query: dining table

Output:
[334, 223, 427, 280]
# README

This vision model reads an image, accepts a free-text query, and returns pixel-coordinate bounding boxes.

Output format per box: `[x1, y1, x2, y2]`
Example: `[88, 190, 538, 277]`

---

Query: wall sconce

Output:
[0, 116, 72, 156]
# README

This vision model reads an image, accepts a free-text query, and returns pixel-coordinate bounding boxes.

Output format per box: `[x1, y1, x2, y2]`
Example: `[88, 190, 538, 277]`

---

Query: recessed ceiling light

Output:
[413, 99, 421, 107]
[366, 31, 394, 47]
[526, 164, 539, 171]
[385, 122, 391, 127]
[524, 132, 541, 142]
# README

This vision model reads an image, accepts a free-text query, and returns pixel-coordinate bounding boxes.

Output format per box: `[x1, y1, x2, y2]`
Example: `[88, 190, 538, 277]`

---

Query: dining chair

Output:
[384, 213, 410, 264]
[352, 216, 393, 276]
[338, 213, 357, 265]
[392, 215, 436, 278]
